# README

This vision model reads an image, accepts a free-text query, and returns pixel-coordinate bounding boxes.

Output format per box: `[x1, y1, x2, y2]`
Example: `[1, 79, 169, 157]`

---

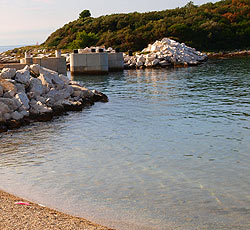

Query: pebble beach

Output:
[0, 189, 113, 230]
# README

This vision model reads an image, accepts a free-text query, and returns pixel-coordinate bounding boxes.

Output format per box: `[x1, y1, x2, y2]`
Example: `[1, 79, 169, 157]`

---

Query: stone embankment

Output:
[124, 38, 208, 69]
[0, 65, 108, 133]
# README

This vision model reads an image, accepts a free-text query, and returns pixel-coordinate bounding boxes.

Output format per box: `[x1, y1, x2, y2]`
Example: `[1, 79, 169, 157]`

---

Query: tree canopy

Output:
[43, 0, 250, 52]
[79, 10, 91, 19]
[69, 30, 99, 49]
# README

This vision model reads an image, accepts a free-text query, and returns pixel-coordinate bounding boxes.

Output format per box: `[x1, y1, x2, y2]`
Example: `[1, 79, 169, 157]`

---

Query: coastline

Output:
[0, 189, 114, 230]
[206, 50, 250, 58]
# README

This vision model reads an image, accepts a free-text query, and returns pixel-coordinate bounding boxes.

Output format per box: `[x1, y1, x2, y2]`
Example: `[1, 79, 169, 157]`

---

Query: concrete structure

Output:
[20, 57, 33, 65]
[108, 53, 124, 71]
[70, 53, 109, 75]
[33, 57, 67, 75]
[20, 56, 67, 75]
[20, 52, 34, 65]
[55, 50, 61, 58]
[0, 63, 27, 71]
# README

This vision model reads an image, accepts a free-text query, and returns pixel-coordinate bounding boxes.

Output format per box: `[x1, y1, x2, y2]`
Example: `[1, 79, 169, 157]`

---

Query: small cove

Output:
[0, 57, 250, 229]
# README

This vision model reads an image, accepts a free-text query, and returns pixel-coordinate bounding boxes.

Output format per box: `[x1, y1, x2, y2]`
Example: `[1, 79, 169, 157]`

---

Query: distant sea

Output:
[0, 45, 24, 53]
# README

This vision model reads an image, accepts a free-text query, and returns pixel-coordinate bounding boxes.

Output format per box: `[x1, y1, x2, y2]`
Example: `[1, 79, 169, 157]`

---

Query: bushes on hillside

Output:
[68, 30, 99, 49]
[43, 0, 250, 51]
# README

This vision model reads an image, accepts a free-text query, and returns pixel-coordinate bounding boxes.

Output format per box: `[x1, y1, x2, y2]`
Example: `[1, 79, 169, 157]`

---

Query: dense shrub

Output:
[68, 30, 99, 49]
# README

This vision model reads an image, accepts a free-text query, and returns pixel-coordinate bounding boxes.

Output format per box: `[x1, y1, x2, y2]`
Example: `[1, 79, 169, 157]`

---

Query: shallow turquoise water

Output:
[0, 58, 250, 229]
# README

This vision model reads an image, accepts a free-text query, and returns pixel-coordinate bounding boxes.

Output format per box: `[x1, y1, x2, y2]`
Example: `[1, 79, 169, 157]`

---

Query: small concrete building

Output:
[70, 53, 109, 75]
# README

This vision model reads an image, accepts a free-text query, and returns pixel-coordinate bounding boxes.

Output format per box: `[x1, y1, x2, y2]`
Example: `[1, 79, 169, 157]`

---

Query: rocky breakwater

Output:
[124, 38, 207, 69]
[0, 52, 19, 63]
[0, 65, 108, 133]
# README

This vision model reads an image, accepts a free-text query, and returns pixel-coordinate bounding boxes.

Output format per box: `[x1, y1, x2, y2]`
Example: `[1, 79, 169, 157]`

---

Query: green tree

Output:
[79, 10, 91, 19]
[69, 30, 99, 49]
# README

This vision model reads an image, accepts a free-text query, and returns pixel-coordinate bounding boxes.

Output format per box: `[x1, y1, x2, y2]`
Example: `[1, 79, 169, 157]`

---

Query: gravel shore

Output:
[0, 190, 114, 230]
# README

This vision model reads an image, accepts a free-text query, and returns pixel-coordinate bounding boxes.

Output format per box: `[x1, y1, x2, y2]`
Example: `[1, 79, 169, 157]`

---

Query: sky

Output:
[0, 0, 218, 46]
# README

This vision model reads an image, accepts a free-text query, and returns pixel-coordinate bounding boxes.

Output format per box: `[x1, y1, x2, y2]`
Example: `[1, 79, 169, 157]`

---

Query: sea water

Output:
[0, 57, 249, 229]
[0, 45, 24, 53]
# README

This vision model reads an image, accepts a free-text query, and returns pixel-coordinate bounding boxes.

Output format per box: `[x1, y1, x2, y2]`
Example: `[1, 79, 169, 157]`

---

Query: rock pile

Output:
[124, 38, 207, 69]
[0, 52, 19, 63]
[0, 65, 108, 133]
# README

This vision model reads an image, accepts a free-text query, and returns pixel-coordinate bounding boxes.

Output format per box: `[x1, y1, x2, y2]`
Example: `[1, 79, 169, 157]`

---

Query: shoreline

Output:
[206, 50, 250, 58]
[0, 189, 114, 230]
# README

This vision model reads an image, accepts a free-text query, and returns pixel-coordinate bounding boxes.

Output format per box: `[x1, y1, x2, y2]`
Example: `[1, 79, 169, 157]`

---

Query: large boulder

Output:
[29, 77, 43, 96]
[14, 82, 26, 93]
[39, 67, 65, 89]
[3, 90, 16, 98]
[15, 68, 30, 86]
[71, 84, 94, 98]
[11, 111, 24, 120]
[0, 98, 19, 111]
[30, 100, 52, 115]
[0, 78, 17, 94]
[45, 88, 72, 107]
[30, 64, 40, 75]
[0, 102, 11, 115]
[0, 68, 16, 79]
[15, 92, 30, 110]
[59, 74, 70, 84]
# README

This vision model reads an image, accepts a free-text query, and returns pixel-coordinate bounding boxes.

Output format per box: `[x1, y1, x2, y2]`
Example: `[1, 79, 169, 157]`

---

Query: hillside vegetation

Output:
[43, 0, 250, 52]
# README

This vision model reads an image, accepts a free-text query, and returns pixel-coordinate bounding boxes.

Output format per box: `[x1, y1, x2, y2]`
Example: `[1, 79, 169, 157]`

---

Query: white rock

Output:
[137, 55, 145, 63]
[0, 68, 16, 79]
[0, 102, 11, 114]
[15, 69, 30, 86]
[39, 67, 64, 89]
[0, 98, 18, 111]
[35, 96, 46, 104]
[124, 37, 207, 68]
[3, 90, 16, 98]
[15, 92, 30, 110]
[30, 101, 52, 114]
[30, 64, 40, 75]
[3, 112, 11, 121]
[14, 83, 26, 93]
[136, 61, 144, 67]
[159, 60, 170, 67]
[71, 85, 94, 98]
[59, 74, 70, 84]
[64, 85, 74, 96]
[11, 111, 24, 120]
[29, 77, 43, 96]
[19, 110, 29, 117]
[152, 59, 160, 66]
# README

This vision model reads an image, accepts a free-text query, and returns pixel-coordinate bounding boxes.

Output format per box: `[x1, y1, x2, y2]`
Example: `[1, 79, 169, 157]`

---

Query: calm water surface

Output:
[0, 45, 24, 53]
[0, 58, 250, 229]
